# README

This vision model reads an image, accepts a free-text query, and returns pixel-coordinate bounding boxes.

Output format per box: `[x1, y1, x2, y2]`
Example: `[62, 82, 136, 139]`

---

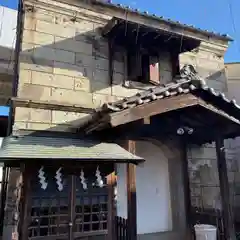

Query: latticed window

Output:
[27, 165, 110, 239]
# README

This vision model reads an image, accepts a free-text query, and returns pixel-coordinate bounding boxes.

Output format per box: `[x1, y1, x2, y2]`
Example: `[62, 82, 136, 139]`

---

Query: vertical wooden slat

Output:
[0, 165, 9, 236]
[107, 171, 116, 240]
[171, 52, 179, 78]
[68, 175, 76, 240]
[126, 140, 137, 240]
[182, 140, 194, 238]
[20, 164, 32, 240]
[215, 138, 236, 240]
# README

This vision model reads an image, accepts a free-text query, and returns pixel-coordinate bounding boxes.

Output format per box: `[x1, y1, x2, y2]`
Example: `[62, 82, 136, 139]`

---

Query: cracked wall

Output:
[225, 63, 240, 220]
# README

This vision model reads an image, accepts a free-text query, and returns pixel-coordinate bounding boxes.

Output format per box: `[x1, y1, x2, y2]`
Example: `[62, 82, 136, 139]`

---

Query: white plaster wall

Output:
[117, 141, 172, 235]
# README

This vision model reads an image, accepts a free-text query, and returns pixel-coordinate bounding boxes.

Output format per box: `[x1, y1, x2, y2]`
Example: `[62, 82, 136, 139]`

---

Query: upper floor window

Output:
[126, 48, 180, 86]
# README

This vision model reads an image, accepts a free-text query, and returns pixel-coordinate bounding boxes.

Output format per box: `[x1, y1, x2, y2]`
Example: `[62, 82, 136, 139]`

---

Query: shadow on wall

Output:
[0, 24, 230, 100]
[18, 27, 123, 94]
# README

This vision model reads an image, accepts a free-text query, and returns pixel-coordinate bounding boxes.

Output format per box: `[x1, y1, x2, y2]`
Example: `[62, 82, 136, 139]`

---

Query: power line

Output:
[226, 0, 240, 53]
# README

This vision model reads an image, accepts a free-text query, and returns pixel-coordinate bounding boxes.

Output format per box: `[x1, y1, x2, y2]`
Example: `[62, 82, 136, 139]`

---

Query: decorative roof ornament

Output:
[38, 166, 48, 190]
[180, 64, 206, 87]
[55, 167, 63, 191]
[80, 169, 87, 190]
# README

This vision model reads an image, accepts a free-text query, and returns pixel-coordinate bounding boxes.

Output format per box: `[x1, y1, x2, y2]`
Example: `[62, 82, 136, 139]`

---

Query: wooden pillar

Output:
[215, 137, 236, 240]
[20, 165, 32, 240]
[107, 171, 116, 240]
[126, 140, 137, 240]
[182, 140, 194, 238]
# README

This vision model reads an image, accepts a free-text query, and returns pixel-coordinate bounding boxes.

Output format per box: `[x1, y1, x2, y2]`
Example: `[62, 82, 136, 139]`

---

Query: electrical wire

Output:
[226, 0, 240, 53]
[7, 33, 16, 73]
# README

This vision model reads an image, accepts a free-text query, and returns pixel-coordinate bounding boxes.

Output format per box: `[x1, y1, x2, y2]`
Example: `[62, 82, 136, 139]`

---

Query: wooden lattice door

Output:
[24, 165, 110, 240]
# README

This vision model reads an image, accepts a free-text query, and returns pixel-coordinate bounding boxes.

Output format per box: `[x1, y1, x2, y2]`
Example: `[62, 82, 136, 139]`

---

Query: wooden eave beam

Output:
[101, 18, 119, 36]
[11, 97, 95, 114]
[95, 4, 214, 43]
[198, 100, 240, 125]
[108, 94, 199, 128]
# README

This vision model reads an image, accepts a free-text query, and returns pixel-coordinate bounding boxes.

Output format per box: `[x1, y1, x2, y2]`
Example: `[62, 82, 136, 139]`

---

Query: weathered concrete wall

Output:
[180, 43, 230, 209]
[14, 0, 173, 132]
[188, 142, 236, 209]
[14, 0, 231, 214]
[179, 42, 228, 93]
[225, 63, 240, 212]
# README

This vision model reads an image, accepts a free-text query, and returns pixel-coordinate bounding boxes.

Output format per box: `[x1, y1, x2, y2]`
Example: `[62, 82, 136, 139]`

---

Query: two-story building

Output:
[0, 0, 240, 240]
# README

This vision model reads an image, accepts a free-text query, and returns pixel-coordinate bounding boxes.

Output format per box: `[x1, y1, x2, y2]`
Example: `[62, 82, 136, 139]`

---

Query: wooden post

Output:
[215, 137, 236, 240]
[20, 164, 32, 240]
[126, 140, 137, 240]
[107, 171, 116, 240]
[182, 140, 195, 239]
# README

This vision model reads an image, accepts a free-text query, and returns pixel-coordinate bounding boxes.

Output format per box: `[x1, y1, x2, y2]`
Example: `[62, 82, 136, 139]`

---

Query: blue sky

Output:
[0, 0, 239, 116]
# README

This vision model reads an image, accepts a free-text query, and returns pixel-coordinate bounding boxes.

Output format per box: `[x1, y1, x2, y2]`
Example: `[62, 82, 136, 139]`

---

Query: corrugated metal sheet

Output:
[0, 136, 143, 161]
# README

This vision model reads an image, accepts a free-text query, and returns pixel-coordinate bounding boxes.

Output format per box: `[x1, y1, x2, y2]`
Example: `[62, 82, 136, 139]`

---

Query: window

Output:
[127, 49, 160, 85]
[127, 48, 179, 86]
[28, 166, 108, 239]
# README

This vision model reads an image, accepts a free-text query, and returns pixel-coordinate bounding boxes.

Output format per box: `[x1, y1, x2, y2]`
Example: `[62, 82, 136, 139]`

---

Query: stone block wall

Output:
[179, 43, 228, 93]
[13, 0, 234, 211]
[14, 0, 174, 132]
[188, 142, 236, 209]
[15, 4, 114, 131]
[225, 63, 240, 213]
[180, 45, 231, 210]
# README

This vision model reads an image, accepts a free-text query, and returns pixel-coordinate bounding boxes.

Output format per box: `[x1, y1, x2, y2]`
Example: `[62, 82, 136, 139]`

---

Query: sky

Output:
[0, 0, 239, 116]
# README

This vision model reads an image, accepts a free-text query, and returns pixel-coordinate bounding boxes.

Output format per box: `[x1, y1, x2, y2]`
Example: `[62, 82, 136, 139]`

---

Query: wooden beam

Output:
[215, 138, 236, 240]
[109, 94, 199, 127]
[107, 171, 116, 240]
[182, 140, 195, 238]
[93, 0, 227, 43]
[199, 101, 240, 125]
[11, 97, 95, 114]
[126, 140, 137, 240]
[20, 165, 32, 240]
[102, 18, 119, 36]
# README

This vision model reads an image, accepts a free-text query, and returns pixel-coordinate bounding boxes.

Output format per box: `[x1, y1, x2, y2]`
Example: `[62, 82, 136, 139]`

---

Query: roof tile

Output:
[94, 0, 232, 41]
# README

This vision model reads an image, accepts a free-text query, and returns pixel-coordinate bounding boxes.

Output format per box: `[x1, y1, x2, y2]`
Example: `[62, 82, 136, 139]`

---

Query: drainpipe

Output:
[7, 0, 24, 136]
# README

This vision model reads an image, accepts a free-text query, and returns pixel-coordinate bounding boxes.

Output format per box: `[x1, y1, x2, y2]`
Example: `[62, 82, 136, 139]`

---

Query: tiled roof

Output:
[99, 65, 240, 121]
[93, 0, 233, 41]
[0, 135, 143, 162]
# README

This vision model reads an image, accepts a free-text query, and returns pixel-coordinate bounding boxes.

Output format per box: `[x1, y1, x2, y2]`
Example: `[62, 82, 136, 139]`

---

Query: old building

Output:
[0, 0, 239, 240]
